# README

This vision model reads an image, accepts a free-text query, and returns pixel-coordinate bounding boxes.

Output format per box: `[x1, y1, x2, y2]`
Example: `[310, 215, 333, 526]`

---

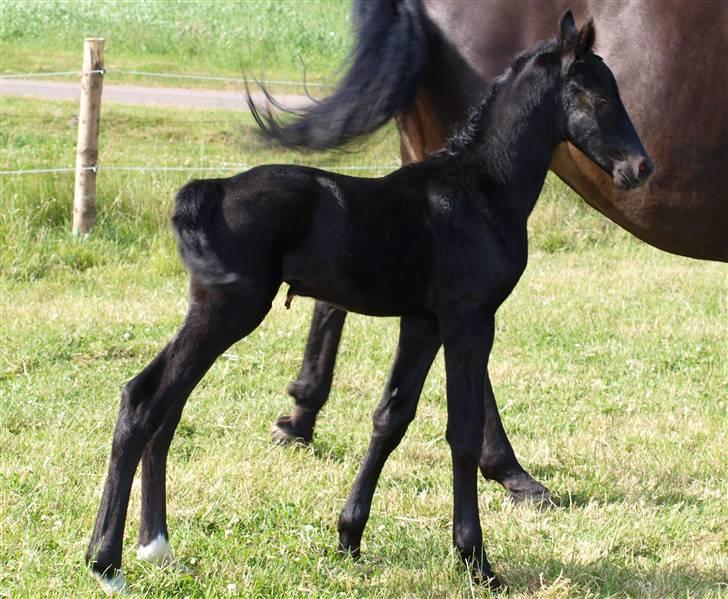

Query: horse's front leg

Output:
[441, 311, 500, 587]
[338, 316, 440, 557]
[272, 301, 347, 444]
[479, 374, 550, 505]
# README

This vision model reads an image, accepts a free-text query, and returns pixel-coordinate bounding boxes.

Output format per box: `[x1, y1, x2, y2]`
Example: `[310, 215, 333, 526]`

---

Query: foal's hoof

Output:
[137, 534, 190, 572]
[476, 571, 502, 591]
[92, 570, 129, 595]
[500, 472, 551, 507]
[270, 415, 313, 445]
[337, 540, 361, 560]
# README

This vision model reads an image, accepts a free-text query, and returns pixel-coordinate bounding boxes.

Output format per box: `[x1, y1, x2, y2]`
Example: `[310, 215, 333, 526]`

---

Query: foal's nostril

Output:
[636, 157, 654, 181]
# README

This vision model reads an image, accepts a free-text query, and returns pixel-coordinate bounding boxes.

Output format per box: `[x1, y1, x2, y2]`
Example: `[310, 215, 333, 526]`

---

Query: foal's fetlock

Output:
[337, 510, 366, 559]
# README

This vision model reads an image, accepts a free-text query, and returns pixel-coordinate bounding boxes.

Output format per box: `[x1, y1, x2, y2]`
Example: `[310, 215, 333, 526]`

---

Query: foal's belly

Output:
[282, 249, 434, 318]
[282, 274, 432, 318]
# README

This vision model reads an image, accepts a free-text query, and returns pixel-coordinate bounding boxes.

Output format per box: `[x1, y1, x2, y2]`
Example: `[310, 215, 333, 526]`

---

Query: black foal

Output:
[87, 11, 652, 592]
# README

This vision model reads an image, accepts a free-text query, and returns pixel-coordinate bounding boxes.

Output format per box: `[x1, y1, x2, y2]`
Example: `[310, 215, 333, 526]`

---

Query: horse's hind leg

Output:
[87, 282, 275, 591]
[479, 376, 550, 505]
[272, 301, 346, 444]
[338, 316, 440, 557]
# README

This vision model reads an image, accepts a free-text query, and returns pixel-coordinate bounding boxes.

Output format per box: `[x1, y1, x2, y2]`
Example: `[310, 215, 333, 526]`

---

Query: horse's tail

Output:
[172, 180, 240, 286]
[248, 0, 428, 150]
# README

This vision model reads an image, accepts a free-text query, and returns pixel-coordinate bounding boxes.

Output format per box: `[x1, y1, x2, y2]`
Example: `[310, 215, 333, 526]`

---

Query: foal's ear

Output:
[559, 10, 595, 59]
[559, 9, 578, 45]
[576, 18, 596, 57]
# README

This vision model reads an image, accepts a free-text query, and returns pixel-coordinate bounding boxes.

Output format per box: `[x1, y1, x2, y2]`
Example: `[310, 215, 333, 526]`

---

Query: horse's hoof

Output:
[92, 570, 129, 595]
[478, 572, 502, 590]
[137, 534, 192, 572]
[270, 415, 313, 445]
[501, 472, 552, 507]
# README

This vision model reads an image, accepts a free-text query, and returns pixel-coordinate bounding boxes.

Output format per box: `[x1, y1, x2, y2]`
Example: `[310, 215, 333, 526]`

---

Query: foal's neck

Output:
[471, 68, 561, 220]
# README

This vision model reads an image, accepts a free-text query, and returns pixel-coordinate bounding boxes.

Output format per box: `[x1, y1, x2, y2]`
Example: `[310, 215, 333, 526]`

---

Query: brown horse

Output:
[250, 0, 727, 503]
[255, 0, 728, 260]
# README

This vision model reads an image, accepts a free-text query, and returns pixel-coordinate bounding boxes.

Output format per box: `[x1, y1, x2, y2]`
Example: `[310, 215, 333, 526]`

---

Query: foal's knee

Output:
[372, 392, 416, 440]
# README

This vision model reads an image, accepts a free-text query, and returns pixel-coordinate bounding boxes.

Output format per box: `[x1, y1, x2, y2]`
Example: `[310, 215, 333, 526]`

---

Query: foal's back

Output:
[205, 160, 527, 318]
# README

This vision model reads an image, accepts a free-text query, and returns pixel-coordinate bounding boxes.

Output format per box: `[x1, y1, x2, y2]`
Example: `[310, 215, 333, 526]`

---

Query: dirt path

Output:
[0, 78, 313, 112]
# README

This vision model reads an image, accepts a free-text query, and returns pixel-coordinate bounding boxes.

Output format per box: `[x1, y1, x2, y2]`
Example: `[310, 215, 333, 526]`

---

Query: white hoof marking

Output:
[137, 533, 174, 566]
[92, 570, 129, 595]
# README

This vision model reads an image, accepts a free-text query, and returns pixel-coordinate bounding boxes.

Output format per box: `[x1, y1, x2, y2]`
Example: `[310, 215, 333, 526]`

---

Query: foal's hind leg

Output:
[135, 408, 186, 567]
[272, 301, 346, 444]
[338, 316, 440, 557]
[87, 282, 274, 591]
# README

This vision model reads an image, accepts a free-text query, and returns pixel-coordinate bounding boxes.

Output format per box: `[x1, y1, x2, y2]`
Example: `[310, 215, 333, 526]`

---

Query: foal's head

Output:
[556, 10, 653, 189]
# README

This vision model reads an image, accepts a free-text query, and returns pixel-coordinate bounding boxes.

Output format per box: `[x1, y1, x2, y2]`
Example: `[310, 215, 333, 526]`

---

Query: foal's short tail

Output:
[172, 180, 240, 286]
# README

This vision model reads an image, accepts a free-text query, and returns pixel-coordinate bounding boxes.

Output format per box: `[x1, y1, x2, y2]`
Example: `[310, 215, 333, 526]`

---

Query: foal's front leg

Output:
[338, 316, 440, 556]
[442, 311, 500, 587]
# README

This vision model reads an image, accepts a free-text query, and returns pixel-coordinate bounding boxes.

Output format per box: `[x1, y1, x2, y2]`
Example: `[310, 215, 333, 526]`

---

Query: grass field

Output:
[1, 0, 353, 90]
[1, 93, 726, 597]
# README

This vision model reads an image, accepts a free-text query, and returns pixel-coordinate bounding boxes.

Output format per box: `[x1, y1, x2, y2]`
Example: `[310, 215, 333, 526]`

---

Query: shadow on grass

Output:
[508, 554, 726, 597]
[521, 463, 707, 510]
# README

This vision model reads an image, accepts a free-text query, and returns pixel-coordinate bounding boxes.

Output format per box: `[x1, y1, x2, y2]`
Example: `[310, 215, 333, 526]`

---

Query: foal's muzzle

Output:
[613, 155, 654, 190]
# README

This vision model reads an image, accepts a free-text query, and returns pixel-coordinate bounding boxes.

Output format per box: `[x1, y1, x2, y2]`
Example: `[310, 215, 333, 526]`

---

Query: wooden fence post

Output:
[72, 37, 104, 236]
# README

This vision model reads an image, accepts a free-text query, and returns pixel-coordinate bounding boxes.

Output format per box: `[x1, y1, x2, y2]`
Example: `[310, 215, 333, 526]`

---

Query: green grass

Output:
[1, 97, 727, 597]
[1, 0, 353, 90]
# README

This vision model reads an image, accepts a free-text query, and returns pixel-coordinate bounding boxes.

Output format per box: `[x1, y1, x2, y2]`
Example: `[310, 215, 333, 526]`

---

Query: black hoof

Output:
[270, 415, 313, 445]
[463, 556, 502, 590]
[483, 466, 551, 507]
[478, 572, 502, 590]
[501, 472, 551, 507]
[337, 543, 361, 560]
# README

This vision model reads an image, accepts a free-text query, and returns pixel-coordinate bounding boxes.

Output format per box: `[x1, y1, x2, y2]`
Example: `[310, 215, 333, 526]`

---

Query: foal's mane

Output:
[434, 38, 562, 159]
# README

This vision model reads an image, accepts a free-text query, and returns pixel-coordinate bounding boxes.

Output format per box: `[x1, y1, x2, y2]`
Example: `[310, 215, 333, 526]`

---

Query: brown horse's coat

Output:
[407, 0, 727, 260]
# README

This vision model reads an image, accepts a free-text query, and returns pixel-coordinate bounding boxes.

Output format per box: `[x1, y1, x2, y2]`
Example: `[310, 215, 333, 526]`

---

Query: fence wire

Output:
[1, 68, 397, 178]
[0, 68, 332, 88]
[0, 165, 399, 176]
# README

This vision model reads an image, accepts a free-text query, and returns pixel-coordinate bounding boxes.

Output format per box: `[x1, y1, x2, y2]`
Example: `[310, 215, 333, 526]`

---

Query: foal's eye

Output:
[592, 96, 608, 108]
